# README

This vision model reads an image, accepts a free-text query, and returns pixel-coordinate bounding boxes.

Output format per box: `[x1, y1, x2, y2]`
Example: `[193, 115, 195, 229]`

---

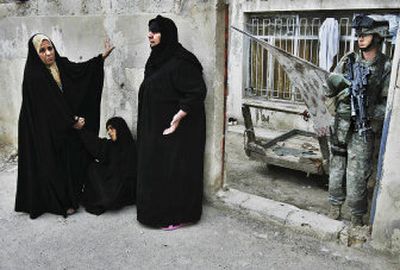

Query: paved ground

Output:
[1, 164, 399, 270]
[225, 127, 357, 222]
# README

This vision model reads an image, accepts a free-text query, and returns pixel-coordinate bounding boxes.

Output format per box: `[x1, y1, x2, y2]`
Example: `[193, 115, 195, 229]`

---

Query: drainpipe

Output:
[220, 3, 229, 187]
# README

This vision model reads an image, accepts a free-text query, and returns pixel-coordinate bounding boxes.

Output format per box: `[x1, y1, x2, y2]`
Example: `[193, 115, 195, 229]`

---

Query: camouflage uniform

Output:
[328, 51, 391, 217]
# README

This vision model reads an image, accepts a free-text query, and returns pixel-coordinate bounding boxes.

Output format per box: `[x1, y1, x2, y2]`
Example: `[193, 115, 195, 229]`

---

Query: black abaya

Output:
[79, 117, 137, 215]
[137, 16, 207, 227]
[15, 34, 104, 219]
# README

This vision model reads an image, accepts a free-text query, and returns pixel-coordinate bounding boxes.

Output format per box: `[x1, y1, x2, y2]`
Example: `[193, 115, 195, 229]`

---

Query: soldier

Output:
[326, 15, 392, 226]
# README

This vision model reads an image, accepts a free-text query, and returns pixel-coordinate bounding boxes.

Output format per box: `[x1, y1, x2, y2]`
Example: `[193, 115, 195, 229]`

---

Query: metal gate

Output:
[246, 11, 397, 103]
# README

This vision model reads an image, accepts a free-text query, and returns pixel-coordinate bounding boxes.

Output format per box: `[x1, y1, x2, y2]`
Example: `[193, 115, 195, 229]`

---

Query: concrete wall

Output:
[371, 29, 400, 254]
[227, 0, 400, 132]
[0, 0, 226, 195]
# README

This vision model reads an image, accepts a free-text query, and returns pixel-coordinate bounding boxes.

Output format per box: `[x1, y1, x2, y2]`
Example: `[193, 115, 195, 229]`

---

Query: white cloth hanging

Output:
[319, 18, 339, 71]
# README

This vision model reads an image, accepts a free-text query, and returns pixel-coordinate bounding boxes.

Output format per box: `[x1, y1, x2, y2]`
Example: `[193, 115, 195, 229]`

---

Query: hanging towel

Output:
[319, 18, 339, 71]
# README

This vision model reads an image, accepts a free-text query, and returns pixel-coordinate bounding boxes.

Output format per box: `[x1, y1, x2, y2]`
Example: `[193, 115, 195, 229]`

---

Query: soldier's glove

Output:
[325, 73, 351, 98]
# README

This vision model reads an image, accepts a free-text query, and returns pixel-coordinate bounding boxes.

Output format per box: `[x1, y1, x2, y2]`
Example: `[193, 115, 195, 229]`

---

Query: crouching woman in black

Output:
[78, 117, 137, 215]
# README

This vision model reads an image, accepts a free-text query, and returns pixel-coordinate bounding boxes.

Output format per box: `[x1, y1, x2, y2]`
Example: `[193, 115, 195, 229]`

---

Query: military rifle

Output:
[347, 57, 371, 142]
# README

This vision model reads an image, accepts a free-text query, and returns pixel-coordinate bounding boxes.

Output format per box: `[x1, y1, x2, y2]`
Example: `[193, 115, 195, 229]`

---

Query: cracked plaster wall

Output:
[0, 0, 226, 195]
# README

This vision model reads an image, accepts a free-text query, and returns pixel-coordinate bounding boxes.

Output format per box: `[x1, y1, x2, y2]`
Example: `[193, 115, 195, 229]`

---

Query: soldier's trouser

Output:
[328, 119, 374, 216]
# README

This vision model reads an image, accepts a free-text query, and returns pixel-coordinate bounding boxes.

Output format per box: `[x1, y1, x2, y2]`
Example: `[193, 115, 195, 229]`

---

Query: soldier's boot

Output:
[351, 214, 364, 226]
[328, 205, 342, 220]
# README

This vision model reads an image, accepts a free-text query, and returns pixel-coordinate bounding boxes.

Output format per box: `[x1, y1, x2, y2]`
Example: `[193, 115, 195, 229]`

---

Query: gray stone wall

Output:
[0, 0, 226, 194]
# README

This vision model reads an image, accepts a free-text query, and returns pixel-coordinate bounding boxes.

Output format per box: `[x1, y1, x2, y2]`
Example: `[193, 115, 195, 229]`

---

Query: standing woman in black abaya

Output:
[137, 15, 207, 230]
[15, 34, 114, 219]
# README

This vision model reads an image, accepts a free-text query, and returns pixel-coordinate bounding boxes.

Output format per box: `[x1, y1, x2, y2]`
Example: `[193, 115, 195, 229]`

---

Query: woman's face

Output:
[38, 40, 55, 66]
[148, 31, 161, 47]
[107, 125, 117, 142]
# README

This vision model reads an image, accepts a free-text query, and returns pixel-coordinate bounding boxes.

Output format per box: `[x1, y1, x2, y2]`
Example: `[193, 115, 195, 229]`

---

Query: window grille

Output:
[245, 11, 397, 103]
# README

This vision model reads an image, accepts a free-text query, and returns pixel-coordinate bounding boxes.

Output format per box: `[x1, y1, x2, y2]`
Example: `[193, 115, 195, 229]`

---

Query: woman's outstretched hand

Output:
[163, 110, 187, 135]
[102, 37, 115, 60]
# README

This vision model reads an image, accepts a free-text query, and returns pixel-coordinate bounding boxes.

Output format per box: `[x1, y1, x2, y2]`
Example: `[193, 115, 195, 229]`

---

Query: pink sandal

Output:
[161, 224, 184, 231]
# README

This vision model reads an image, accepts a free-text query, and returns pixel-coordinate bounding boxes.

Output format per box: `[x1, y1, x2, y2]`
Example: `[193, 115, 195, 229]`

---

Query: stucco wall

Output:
[0, 0, 226, 195]
[371, 29, 400, 254]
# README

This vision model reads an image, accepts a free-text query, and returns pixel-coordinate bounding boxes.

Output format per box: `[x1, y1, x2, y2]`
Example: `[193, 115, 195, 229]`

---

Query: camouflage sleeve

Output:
[372, 59, 392, 120]
[380, 59, 392, 98]
[324, 52, 352, 98]
[334, 52, 353, 74]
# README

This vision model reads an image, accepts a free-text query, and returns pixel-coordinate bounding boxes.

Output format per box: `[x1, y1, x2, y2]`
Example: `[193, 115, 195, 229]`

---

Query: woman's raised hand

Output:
[102, 37, 115, 60]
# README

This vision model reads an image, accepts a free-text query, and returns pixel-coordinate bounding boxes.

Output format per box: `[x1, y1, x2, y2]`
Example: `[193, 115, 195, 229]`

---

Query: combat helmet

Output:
[352, 14, 390, 38]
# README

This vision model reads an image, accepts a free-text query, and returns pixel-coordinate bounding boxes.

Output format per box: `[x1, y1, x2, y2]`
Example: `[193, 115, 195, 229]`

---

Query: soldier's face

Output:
[357, 34, 373, 50]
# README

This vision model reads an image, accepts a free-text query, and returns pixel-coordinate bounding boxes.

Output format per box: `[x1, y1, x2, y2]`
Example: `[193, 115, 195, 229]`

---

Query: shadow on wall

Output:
[0, 137, 17, 167]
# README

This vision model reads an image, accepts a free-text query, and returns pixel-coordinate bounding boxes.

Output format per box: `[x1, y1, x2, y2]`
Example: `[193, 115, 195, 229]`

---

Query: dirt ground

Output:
[225, 127, 361, 223]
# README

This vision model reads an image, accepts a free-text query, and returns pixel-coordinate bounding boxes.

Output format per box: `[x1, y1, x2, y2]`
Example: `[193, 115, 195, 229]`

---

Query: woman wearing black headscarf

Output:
[137, 15, 207, 229]
[79, 117, 137, 215]
[15, 34, 113, 219]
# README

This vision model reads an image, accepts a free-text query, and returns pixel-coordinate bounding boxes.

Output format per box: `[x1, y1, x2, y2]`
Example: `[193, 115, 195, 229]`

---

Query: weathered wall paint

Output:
[371, 29, 400, 253]
[0, 0, 226, 196]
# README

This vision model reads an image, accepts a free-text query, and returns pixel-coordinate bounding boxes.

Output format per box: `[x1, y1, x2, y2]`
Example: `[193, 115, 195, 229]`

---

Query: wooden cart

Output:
[242, 99, 330, 175]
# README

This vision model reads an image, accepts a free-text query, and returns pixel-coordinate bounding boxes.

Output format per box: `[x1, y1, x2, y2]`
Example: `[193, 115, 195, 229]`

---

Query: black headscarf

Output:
[144, 15, 203, 78]
[25, 34, 61, 79]
[106, 117, 135, 147]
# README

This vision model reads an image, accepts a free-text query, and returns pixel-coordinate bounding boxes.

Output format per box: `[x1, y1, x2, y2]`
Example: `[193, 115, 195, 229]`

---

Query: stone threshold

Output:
[216, 188, 370, 247]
